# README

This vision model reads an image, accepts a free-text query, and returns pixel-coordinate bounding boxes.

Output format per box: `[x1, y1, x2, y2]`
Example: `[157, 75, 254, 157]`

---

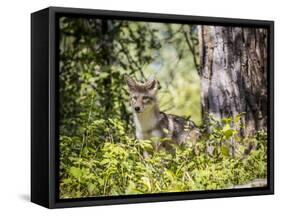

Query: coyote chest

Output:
[133, 111, 163, 140]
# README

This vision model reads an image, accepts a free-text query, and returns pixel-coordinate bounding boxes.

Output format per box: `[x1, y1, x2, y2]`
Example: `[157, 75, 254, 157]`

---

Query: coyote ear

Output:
[124, 74, 137, 91]
[146, 77, 158, 93]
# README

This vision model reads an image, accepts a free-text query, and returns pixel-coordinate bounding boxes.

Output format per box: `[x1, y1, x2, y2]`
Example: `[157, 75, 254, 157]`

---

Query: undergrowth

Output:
[59, 114, 267, 199]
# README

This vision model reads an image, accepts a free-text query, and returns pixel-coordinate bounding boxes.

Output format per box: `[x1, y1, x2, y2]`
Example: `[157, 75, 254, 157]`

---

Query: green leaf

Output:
[222, 124, 231, 132]
[69, 167, 82, 179]
[100, 158, 111, 165]
[87, 183, 97, 193]
[163, 128, 169, 134]
[62, 178, 72, 184]
[221, 145, 230, 157]
[125, 181, 140, 194]
[222, 124, 235, 139]
[222, 117, 232, 124]
[142, 142, 153, 152]
[165, 169, 175, 181]
[234, 114, 241, 124]
[224, 129, 234, 139]
[141, 177, 151, 191]
[98, 178, 104, 186]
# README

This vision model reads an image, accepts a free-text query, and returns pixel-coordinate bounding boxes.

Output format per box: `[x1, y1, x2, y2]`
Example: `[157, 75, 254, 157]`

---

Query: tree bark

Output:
[198, 26, 268, 136]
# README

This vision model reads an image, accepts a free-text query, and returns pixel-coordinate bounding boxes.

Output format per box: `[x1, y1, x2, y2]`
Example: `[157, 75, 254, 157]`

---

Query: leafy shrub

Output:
[59, 115, 267, 199]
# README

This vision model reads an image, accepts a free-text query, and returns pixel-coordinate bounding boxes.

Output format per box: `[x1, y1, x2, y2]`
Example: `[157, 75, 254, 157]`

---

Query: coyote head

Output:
[125, 75, 158, 114]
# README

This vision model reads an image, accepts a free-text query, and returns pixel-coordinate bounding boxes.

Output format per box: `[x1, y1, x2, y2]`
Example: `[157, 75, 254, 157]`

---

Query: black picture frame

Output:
[31, 6, 274, 209]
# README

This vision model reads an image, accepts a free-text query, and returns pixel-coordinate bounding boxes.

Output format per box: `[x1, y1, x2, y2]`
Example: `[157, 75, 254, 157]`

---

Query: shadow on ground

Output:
[19, 194, 30, 202]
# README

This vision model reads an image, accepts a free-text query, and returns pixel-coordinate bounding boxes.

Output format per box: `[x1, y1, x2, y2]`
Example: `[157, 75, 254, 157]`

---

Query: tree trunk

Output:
[198, 26, 268, 136]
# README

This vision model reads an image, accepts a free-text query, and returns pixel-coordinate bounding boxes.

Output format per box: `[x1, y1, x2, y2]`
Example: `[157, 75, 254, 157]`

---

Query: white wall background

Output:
[0, 0, 279, 215]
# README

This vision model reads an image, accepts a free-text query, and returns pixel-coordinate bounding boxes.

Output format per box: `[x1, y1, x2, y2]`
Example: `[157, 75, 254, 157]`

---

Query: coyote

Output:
[125, 75, 199, 151]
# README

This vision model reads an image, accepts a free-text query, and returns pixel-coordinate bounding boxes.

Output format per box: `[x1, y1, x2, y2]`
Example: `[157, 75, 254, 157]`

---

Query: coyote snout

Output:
[125, 75, 199, 151]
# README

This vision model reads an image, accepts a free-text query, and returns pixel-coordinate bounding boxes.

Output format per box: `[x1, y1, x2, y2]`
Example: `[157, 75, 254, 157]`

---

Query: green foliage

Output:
[59, 116, 267, 199]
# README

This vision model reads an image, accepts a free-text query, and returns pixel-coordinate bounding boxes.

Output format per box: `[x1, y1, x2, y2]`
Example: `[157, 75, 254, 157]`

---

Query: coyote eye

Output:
[143, 96, 151, 103]
[131, 96, 137, 102]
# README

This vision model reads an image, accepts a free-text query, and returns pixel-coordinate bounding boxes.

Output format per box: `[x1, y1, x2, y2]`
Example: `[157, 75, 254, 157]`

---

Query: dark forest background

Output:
[59, 17, 268, 199]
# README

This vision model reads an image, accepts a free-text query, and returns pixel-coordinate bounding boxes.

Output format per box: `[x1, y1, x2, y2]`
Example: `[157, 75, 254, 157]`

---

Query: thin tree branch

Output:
[182, 27, 199, 72]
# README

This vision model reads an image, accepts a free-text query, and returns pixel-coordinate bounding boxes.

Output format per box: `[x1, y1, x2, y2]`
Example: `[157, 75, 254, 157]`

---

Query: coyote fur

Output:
[125, 75, 199, 151]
